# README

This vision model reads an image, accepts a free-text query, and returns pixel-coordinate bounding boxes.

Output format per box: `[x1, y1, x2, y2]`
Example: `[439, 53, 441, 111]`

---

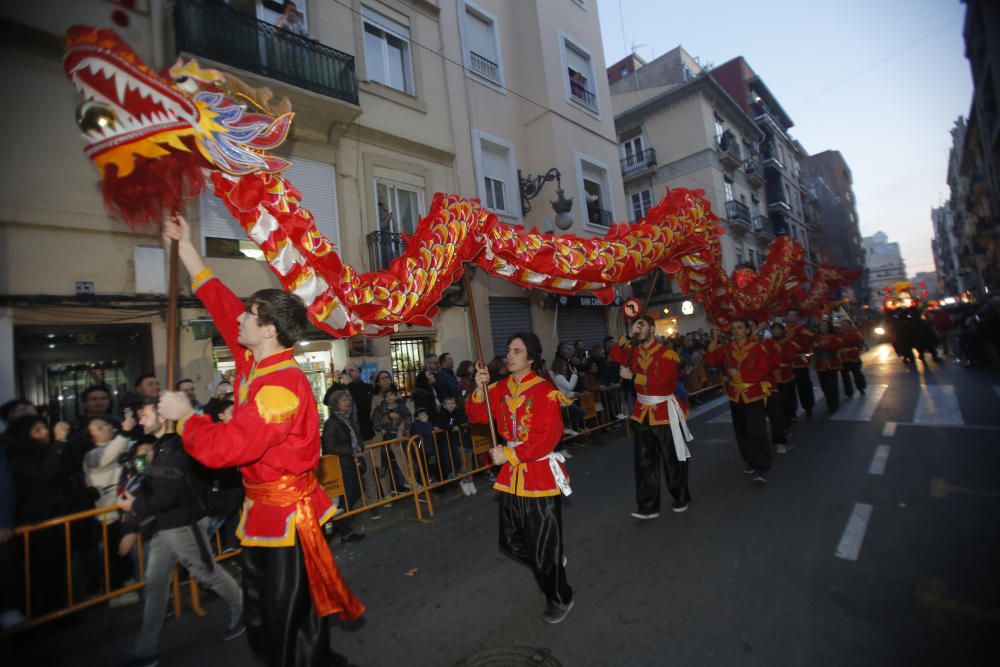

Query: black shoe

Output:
[542, 599, 574, 624]
[341, 531, 366, 544]
[223, 621, 246, 642]
[752, 473, 768, 485]
[743, 467, 755, 475]
[805, 409, 813, 420]
[671, 501, 689, 513]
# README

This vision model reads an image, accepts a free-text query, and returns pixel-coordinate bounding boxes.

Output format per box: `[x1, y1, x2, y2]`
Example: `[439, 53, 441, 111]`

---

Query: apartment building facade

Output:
[0, 0, 624, 413]
[609, 47, 770, 334]
[863, 231, 907, 306]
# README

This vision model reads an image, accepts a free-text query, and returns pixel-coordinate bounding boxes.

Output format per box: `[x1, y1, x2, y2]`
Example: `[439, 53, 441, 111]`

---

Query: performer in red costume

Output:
[467, 332, 574, 624]
[784, 308, 816, 421]
[704, 319, 773, 485]
[814, 318, 844, 415]
[158, 214, 363, 667]
[762, 320, 795, 454]
[609, 315, 693, 519]
[835, 320, 867, 399]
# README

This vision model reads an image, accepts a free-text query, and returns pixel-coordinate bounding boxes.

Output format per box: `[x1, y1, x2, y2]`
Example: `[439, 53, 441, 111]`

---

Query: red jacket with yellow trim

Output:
[837, 329, 864, 362]
[608, 338, 688, 425]
[179, 271, 335, 547]
[465, 371, 566, 497]
[786, 324, 815, 368]
[703, 340, 772, 403]
[814, 333, 845, 371]
[764, 337, 796, 385]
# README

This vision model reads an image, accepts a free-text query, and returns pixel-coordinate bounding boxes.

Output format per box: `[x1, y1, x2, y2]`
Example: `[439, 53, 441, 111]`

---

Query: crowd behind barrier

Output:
[0, 338, 732, 636]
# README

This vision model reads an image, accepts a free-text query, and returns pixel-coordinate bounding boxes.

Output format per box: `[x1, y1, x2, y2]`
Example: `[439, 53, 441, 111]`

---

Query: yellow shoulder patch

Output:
[548, 389, 575, 407]
[255, 385, 300, 424]
[665, 349, 680, 362]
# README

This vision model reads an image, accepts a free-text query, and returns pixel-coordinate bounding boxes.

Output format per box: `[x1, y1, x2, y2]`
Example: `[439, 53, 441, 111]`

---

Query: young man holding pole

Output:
[157, 213, 363, 667]
[609, 315, 693, 519]
[467, 332, 574, 624]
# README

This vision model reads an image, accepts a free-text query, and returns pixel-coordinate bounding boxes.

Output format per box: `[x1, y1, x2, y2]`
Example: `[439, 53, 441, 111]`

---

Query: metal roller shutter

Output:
[556, 305, 608, 351]
[489, 297, 533, 357]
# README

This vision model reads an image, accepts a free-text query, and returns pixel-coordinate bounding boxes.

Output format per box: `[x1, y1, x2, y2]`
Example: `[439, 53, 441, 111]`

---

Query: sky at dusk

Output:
[596, 0, 972, 278]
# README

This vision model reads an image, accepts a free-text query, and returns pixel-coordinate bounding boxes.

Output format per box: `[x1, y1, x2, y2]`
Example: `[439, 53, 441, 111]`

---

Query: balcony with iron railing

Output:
[744, 159, 764, 187]
[753, 215, 776, 240]
[468, 51, 500, 82]
[570, 81, 598, 108]
[174, 0, 359, 105]
[367, 230, 405, 272]
[761, 142, 784, 171]
[587, 206, 613, 227]
[725, 199, 752, 231]
[717, 138, 742, 170]
[620, 148, 657, 177]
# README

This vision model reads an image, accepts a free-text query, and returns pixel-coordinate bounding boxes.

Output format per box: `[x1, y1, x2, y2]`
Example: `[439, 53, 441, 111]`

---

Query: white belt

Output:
[507, 440, 572, 497]
[636, 393, 694, 462]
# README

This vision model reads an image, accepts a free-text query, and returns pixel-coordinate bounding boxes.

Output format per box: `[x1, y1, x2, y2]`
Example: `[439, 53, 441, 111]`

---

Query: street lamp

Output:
[518, 168, 574, 230]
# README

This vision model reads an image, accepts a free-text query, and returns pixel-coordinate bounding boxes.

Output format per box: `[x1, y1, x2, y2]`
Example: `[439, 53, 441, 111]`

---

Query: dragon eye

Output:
[174, 75, 198, 93]
[76, 100, 117, 132]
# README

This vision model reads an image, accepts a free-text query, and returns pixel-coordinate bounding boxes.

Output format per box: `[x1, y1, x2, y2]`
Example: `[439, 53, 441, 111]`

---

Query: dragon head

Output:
[64, 25, 293, 227]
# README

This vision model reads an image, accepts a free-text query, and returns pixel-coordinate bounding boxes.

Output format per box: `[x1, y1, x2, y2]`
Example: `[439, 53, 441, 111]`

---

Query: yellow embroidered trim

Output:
[238, 359, 300, 405]
[548, 389, 574, 407]
[236, 499, 297, 547]
[255, 385, 300, 424]
[503, 447, 519, 467]
[176, 414, 192, 435]
[191, 268, 214, 291]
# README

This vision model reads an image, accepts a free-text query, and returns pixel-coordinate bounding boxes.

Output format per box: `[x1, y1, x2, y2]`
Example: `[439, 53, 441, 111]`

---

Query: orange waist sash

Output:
[244, 473, 364, 620]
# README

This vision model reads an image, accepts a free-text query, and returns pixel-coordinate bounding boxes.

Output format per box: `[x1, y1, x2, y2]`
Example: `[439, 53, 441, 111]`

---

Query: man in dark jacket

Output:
[343, 364, 375, 440]
[118, 399, 243, 667]
[435, 353, 462, 400]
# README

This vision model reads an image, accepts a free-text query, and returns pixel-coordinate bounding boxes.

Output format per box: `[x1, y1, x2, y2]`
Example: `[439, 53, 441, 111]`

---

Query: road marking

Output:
[994, 386, 1000, 401]
[835, 502, 873, 561]
[897, 422, 1000, 431]
[688, 395, 729, 420]
[913, 385, 963, 426]
[709, 395, 826, 423]
[832, 384, 888, 422]
[882, 422, 897, 437]
[930, 478, 1000, 499]
[869, 445, 890, 475]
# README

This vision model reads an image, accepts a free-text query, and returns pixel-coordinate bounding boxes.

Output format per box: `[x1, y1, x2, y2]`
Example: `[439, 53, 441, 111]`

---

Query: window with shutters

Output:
[202, 157, 339, 259]
[362, 6, 414, 94]
[460, 2, 503, 86]
[559, 32, 598, 113]
[576, 151, 614, 230]
[473, 129, 519, 220]
[375, 179, 424, 235]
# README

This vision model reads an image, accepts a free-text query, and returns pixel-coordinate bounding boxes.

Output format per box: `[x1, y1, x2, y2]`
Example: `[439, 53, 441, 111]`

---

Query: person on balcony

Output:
[276, 1, 316, 41]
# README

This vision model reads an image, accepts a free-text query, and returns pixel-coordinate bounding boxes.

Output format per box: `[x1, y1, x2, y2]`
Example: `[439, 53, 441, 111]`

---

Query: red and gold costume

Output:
[786, 323, 815, 369]
[608, 337, 688, 424]
[704, 340, 772, 403]
[838, 329, 864, 363]
[764, 337, 796, 385]
[813, 333, 845, 372]
[465, 371, 567, 497]
[178, 268, 363, 621]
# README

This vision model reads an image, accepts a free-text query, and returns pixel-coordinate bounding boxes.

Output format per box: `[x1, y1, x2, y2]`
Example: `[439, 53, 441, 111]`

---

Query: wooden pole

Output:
[462, 270, 499, 449]
[166, 238, 179, 407]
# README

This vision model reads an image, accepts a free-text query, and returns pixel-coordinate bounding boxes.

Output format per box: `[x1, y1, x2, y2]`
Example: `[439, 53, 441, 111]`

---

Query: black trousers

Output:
[765, 394, 787, 445]
[498, 493, 572, 606]
[840, 361, 867, 397]
[818, 370, 841, 414]
[730, 400, 771, 472]
[792, 367, 815, 414]
[243, 542, 349, 667]
[633, 419, 690, 513]
[778, 382, 797, 431]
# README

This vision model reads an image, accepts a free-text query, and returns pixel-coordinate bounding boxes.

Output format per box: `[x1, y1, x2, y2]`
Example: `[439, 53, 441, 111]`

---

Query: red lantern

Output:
[919, 281, 927, 288]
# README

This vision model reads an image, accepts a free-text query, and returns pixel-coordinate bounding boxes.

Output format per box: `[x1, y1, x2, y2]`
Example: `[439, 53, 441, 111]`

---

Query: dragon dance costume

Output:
[786, 323, 816, 419]
[466, 371, 573, 610]
[177, 269, 363, 667]
[837, 328, 868, 398]
[763, 335, 795, 449]
[813, 332, 844, 415]
[609, 337, 693, 514]
[704, 340, 773, 476]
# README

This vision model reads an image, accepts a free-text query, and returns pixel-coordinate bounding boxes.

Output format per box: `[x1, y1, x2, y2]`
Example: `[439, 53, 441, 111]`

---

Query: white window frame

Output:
[559, 30, 599, 115]
[374, 178, 426, 236]
[458, 1, 505, 90]
[630, 189, 652, 222]
[575, 151, 615, 232]
[362, 5, 415, 95]
[472, 129, 521, 222]
[620, 135, 644, 161]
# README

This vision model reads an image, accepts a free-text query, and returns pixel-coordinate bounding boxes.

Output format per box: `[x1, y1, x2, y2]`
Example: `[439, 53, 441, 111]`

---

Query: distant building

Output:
[863, 232, 908, 306]
[911, 271, 940, 301]
[931, 204, 963, 296]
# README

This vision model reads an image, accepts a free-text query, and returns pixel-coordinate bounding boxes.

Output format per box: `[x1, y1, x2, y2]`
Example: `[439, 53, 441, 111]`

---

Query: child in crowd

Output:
[371, 388, 413, 493]
[437, 396, 476, 495]
[409, 408, 438, 482]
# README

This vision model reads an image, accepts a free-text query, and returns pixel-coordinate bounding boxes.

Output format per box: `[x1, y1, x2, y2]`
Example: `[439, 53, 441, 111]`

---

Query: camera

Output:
[119, 451, 151, 495]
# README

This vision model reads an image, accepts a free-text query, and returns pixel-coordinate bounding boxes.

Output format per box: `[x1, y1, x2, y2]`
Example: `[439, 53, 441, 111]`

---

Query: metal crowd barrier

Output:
[6, 402, 634, 635]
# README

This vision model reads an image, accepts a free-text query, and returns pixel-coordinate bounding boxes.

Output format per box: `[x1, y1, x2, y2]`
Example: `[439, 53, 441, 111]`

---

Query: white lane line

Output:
[882, 422, 897, 437]
[913, 385, 964, 426]
[897, 422, 1000, 431]
[709, 394, 826, 423]
[835, 502, 873, 561]
[869, 445, 890, 475]
[688, 395, 729, 420]
[994, 385, 1000, 401]
[832, 384, 888, 422]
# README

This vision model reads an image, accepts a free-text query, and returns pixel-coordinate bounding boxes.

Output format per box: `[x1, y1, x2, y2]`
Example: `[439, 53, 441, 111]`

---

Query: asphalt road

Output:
[12, 343, 1000, 666]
